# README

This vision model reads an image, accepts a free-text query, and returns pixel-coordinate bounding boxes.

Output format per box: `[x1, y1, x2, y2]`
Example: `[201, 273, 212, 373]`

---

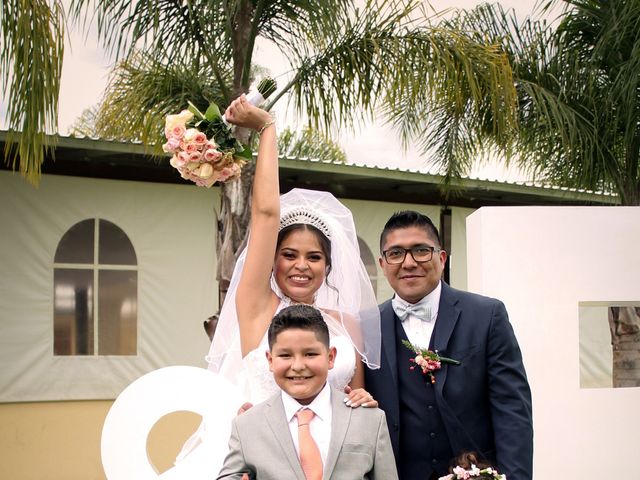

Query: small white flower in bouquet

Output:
[163, 78, 277, 187]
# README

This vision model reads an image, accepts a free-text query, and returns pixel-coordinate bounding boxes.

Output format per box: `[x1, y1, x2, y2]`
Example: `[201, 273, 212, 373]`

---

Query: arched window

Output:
[53, 219, 138, 356]
[358, 237, 378, 297]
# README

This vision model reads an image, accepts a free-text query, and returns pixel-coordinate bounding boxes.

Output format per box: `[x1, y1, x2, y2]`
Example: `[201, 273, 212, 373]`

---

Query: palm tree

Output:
[3, 0, 520, 311]
[63, 0, 518, 304]
[1, 0, 64, 184]
[449, 0, 639, 205]
[454, 0, 640, 386]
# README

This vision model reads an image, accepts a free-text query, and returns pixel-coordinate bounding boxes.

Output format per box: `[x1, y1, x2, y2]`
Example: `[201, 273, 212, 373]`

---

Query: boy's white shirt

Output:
[281, 381, 333, 470]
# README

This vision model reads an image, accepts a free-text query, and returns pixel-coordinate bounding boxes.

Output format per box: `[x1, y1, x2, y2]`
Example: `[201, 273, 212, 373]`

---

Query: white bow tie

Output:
[392, 298, 432, 322]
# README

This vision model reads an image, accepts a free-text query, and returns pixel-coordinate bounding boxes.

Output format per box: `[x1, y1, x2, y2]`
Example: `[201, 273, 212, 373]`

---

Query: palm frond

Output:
[94, 50, 233, 151]
[278, 126, 347, 163]
[447, 1, 640, 203]
[69, 0, 234, 100]
[1, 0, 64, 184]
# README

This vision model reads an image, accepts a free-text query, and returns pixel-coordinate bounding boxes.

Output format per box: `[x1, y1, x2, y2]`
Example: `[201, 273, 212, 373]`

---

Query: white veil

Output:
[206, 188, 381, 384]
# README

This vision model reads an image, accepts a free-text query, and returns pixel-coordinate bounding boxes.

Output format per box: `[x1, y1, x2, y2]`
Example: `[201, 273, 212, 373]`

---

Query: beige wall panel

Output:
[450, 206, 476, 290]
[0, 401, 199, 479]
[0, 172, 216, 401]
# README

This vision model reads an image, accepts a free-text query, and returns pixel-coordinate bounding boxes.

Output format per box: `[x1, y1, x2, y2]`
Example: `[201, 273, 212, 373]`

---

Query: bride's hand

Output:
[224, 94, 272, 132]
[343, 385, 378, 409]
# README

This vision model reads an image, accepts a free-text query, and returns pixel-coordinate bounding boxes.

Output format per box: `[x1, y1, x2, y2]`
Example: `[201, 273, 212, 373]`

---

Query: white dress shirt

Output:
[282, 382, 333, 470]
[396, 280, 442, 349]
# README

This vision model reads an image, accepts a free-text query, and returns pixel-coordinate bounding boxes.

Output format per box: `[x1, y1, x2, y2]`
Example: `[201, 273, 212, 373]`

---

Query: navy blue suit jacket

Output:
[365, 282, 533, 480]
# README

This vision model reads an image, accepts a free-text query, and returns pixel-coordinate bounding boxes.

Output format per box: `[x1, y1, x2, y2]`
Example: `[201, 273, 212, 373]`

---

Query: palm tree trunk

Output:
[216, 161, 255, 305]
[608, 307, 640, 387]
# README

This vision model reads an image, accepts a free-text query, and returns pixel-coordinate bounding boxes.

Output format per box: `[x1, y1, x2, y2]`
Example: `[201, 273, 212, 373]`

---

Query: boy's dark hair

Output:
[379, 210, 441, 252]
[268, 304, 330, 349]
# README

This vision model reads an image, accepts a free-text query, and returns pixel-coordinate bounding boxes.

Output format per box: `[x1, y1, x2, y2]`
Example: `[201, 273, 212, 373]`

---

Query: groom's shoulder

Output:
[445, 283, 503, 306]
[378, 298, 393, 312]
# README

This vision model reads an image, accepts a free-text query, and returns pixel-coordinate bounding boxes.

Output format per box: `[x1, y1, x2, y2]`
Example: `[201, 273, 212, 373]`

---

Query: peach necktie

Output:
[295, 408, 323, 480]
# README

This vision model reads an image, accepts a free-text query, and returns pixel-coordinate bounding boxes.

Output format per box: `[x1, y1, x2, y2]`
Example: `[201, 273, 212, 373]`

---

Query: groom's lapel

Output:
[264, 395, 306, 479]
[432, 283, 460, 392]
[380, 300, 398, 386]
[324, 388, 351, 478]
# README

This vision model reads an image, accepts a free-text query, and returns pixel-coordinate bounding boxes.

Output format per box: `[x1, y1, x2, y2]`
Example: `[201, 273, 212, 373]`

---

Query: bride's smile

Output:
[273, 228, 328, 304]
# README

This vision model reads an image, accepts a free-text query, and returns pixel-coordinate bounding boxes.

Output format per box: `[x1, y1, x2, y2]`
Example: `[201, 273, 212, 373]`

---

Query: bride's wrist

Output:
[257, 117, 275, 135]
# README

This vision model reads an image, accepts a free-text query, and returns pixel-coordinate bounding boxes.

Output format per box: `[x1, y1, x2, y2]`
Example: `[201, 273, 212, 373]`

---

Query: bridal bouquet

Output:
[163, 78, 277, 187]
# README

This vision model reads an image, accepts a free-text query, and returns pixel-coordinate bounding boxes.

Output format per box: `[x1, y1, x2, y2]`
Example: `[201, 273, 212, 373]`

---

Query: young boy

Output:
[217, 304, 398, 480]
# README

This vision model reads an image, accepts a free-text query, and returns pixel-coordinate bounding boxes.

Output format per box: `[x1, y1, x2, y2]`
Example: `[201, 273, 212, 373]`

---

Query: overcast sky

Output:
[55, 0, 560, 179]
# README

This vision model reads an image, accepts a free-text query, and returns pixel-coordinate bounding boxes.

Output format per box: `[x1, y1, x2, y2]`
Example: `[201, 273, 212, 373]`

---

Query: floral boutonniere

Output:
[402, 340, 461, 384]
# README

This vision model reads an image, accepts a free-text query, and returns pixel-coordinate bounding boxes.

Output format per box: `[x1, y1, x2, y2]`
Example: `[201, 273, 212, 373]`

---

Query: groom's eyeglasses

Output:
[382, 245, 441, 264]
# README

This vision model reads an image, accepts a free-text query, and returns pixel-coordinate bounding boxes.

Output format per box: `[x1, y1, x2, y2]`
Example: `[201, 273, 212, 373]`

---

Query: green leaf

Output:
[205, 102, 222, 122]
[187, 100, 205, 119]
[234, 144, 253, 160]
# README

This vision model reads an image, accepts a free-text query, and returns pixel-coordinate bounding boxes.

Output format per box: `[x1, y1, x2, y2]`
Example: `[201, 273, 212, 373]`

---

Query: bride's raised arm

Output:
[224, 95, 279, 357]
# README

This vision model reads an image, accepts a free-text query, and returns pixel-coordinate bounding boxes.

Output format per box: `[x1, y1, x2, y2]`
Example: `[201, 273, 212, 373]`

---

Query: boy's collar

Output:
[282, 381, 331, 422]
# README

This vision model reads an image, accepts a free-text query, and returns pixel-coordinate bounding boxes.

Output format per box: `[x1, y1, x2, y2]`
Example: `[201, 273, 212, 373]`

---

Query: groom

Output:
[365, 211, 533, 480]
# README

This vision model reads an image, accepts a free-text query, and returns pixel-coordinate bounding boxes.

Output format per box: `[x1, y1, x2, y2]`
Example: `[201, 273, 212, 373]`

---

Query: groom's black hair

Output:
[379, 210, 441, 252]
[268, 304, 330, 349]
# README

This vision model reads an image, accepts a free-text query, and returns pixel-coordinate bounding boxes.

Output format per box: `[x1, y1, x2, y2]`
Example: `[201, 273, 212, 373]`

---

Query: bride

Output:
[178, 95, 381, 468]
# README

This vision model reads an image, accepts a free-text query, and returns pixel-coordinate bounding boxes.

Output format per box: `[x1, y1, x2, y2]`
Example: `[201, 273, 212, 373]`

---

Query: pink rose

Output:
[453, 466, 470, 479]
[217, 166, 234, 182]
[184, 142, 199, 153]
[165, 109, 193, 130]
[206, 140, 218, 150]
[162, 137, 181, 153]
[183, 128, 199, 143]
[177, 151, 190, 165]
[193, 131, 208, 145]
[203, 148, 222, 162]
[169, 155, 182, 169]
[165, 124, 186, 140]
[189, 151, 203, 163]
[219, 163, 241, 180]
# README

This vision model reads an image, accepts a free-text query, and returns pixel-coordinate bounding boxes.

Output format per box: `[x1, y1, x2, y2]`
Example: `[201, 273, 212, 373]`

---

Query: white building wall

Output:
[467, 206, 640, 478]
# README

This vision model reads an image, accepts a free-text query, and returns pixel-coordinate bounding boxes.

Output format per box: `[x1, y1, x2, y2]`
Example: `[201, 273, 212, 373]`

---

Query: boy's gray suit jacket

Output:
[216, 386, 398, 480]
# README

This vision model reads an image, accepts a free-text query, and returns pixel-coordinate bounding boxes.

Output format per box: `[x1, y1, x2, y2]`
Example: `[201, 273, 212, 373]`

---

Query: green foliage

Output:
[3, 0, 520, 188]
[278, 127, 346, 163]
[68, 105, 101, 138]
[1, 0, 64, 184]
[455, 0, 640, 204]
[187, 100, 252, 160]
[68, 0, 518, 173]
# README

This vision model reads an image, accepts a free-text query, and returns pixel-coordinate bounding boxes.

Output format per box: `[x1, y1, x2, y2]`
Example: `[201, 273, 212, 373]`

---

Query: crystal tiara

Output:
[279, 207, 332, 239]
